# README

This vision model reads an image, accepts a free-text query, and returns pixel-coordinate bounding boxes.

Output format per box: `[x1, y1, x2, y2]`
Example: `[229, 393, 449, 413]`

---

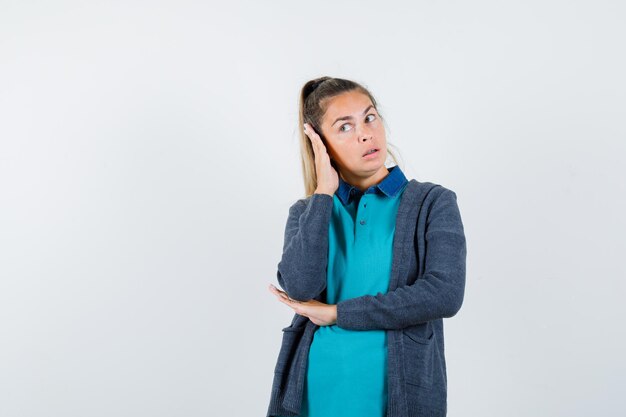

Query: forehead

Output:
[323, 91, 373, 119]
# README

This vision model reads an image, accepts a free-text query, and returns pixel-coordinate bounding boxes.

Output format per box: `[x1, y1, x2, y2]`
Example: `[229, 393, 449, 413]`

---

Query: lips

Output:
[363, 148, 379, 157]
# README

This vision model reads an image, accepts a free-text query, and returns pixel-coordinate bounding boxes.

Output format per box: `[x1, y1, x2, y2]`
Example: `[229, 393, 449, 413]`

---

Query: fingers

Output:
[303, 124, 332, 176]
[268, 284, 322, 322]
[268, 284, 300, 304]
[303, 123, 326, 153]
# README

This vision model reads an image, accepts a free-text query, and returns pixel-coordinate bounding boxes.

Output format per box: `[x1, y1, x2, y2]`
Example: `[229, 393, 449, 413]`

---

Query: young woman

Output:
[266, 77, 467, 417]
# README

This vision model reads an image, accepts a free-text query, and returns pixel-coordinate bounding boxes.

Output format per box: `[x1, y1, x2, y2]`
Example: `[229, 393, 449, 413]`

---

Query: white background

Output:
[1, 1, 624, 416]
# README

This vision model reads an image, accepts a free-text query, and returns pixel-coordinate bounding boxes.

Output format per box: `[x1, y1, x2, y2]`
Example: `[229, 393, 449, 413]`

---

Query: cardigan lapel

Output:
[388, 179, 420, 292]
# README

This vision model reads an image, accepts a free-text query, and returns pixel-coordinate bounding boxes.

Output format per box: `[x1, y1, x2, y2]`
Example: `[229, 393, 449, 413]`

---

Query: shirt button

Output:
[360, 220, 366, 225]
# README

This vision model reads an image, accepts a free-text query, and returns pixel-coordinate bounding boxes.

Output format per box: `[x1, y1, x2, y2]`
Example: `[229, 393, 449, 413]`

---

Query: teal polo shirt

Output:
[299, 165, 409, 417]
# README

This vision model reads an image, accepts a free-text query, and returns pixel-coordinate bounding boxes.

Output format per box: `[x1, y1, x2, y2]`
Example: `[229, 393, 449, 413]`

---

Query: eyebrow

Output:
[331, 105, 375, 127]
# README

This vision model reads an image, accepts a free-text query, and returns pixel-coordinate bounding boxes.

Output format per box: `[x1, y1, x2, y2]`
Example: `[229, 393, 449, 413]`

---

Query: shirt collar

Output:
[336, 165, 408, 205]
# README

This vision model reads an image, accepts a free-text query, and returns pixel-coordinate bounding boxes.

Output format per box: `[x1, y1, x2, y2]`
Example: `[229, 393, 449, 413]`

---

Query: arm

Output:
[335, 188, 467, 330]
[276, 193, 334, 301]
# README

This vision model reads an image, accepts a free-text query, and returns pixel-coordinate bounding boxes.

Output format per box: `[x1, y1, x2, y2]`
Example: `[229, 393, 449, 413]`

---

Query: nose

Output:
[356, 125, 372, 142]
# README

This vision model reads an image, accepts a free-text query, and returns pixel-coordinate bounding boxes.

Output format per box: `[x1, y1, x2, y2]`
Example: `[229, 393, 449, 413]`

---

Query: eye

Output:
[339, 123, 352, 133]
[339, 114, 376, 133]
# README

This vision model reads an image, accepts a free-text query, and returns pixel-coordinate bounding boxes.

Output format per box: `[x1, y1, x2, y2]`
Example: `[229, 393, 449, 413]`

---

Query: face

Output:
[318, 90, 388, 185]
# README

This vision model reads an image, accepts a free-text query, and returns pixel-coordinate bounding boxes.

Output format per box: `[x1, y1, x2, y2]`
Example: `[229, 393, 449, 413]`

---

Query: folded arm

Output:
[336, 188, 467, 330]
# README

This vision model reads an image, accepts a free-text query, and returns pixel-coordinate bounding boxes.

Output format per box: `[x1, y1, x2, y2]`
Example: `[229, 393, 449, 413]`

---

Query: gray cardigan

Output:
[266, 179, 467, 417]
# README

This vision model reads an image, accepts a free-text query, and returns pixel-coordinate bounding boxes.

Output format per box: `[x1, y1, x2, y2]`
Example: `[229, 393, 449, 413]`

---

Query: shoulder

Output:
[405, 178, 459, 204]
[286, 198, 307, 218]
[403, 179, 463, 227]
[288, 193, 332, 216]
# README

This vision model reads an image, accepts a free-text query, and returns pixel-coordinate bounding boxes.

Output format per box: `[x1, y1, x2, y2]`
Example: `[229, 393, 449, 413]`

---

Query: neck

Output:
[340, 165, 390, 191]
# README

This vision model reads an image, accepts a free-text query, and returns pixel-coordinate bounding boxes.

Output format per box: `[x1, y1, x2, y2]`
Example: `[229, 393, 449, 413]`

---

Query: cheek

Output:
[373, 123, 386, 137]
[331, 144, 356, 163]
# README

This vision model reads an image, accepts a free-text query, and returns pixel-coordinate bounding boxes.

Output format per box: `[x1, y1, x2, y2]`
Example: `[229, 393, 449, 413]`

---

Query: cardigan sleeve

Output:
[276, 193, 334, 301]
[335, 188, 467, 330]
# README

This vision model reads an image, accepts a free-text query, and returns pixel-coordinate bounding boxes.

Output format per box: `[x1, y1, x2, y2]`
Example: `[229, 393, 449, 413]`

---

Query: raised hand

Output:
[304, 123, 339, 196]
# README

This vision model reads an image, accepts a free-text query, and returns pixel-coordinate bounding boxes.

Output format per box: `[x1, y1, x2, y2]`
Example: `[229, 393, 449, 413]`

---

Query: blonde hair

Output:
[297, 76, 402, 197]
